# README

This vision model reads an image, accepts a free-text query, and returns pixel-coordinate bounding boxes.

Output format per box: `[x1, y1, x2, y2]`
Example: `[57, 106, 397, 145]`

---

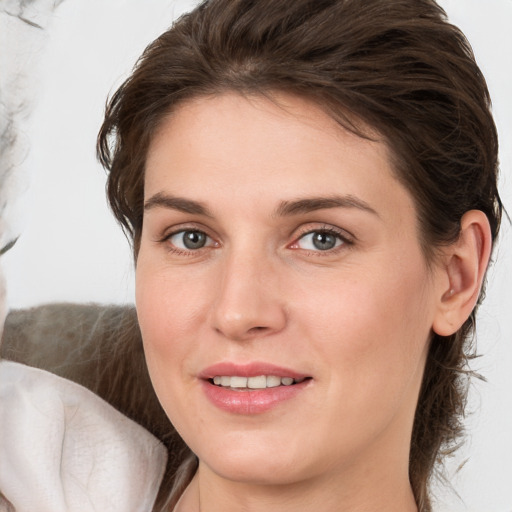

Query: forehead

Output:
[144, 92, 415, 221]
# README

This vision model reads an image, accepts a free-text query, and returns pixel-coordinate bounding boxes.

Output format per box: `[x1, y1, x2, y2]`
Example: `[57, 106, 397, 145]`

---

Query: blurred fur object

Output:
[0, 302, 189, 507]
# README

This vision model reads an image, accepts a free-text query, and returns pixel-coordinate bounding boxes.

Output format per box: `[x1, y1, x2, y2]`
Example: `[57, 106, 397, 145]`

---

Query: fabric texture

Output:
[0, 361, 167, 512]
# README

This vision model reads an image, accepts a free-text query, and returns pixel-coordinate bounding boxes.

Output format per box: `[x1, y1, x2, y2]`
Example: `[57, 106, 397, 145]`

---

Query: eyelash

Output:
[159, 225, 353, 256]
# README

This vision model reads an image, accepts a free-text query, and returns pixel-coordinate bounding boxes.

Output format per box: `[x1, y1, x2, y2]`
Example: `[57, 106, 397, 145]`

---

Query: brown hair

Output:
[97, 0, 502, 510]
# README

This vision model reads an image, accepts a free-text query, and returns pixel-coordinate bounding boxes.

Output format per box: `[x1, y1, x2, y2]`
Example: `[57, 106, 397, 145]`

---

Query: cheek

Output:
[135, 272, 192, 433]
[295, 255, 434, 399]
[288, 268, 433, 465]
[135, 262, 214, 410]
[136, 263, 208, 345]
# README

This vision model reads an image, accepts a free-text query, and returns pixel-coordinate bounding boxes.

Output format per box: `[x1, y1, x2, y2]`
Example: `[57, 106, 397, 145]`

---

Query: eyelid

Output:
[158, 222, 214, 241]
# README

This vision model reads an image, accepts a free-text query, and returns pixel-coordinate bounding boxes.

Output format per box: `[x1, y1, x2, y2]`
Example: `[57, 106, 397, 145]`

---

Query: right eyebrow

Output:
[273, 195, 379, 218]
[144, 192, 213, 217]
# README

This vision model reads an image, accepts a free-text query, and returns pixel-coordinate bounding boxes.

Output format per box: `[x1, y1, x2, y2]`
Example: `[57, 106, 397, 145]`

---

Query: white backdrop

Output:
[2, 1, 511, 510]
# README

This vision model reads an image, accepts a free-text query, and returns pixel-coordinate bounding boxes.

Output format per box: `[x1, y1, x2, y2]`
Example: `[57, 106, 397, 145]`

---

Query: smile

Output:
[211, 375, 308, 389]
[199, 362, 312, 413]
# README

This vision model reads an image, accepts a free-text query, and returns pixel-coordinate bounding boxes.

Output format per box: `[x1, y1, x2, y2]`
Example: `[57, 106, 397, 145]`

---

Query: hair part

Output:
[97, 1, 502, 509]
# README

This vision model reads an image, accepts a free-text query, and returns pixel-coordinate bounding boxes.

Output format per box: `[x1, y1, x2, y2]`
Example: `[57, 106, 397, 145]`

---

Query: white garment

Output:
[0, 361, 167, 512]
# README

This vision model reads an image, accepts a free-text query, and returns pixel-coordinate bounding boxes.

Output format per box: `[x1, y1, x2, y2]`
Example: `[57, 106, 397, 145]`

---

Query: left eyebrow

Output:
[273, 195, 379, 218]
[144, 192, 213, 217]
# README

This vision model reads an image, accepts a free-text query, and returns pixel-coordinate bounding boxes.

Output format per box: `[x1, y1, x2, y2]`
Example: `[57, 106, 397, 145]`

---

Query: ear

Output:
[432, 210, 493, 337]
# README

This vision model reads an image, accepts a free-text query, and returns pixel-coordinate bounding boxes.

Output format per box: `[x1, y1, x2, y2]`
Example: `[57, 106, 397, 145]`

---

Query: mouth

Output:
[199, 363, 313, 414]
[209, 375, 310, 390]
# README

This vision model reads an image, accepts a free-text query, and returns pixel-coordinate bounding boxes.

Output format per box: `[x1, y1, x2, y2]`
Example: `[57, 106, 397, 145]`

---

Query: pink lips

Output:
[199, 362, 311, 414]
[199, 362, 309, 380]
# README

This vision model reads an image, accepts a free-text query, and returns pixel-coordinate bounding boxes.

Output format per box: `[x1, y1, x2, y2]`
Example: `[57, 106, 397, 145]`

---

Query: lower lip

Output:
[200, 379, 310, 414]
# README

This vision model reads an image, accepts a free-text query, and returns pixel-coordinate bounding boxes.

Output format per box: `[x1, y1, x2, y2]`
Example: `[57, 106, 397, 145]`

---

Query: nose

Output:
[211, 252, 287, 341]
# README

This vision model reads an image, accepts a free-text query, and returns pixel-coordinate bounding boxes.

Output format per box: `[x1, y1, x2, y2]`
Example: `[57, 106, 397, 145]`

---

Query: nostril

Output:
[248, 326, 267, 333]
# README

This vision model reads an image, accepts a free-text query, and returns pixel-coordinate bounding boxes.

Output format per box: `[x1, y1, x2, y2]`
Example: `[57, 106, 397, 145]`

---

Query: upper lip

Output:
[199, 362, 310, 380]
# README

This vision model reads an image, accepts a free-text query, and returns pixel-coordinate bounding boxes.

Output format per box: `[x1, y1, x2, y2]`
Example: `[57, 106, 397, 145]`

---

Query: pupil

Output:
[312, 232, 336, 250]
[183, 231, 206, 249]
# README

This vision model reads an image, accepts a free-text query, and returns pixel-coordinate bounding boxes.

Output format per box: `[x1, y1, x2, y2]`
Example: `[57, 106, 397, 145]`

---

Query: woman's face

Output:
[136, 93, 446, 487]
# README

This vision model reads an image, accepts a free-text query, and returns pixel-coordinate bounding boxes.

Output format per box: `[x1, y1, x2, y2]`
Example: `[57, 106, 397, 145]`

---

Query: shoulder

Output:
[0, 361, 167, 512]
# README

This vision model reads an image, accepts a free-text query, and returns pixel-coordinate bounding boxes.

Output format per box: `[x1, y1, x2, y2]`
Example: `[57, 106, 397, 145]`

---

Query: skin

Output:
[136, 92, 491, 512]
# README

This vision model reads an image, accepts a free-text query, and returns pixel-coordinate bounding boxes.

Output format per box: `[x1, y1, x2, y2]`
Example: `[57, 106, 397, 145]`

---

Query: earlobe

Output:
[432, 210, 492, 337]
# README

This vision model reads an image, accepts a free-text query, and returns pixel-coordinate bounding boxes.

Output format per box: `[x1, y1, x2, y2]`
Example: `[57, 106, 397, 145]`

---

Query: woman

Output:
[96, 0, 503, 510]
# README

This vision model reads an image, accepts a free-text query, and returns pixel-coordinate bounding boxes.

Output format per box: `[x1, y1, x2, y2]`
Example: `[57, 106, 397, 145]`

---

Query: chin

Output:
[201, 453, 312, 486]
[186, 426, 336, 487]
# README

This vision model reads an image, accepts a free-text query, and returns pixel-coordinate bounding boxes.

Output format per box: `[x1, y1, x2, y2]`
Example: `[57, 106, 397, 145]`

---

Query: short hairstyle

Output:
[97, 1, 502, 509]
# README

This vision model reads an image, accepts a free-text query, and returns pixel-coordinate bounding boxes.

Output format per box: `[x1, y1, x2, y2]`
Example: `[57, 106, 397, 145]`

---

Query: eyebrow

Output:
[144, 192, 213, 217]
[274, 195, 379, 217]
[144, 192, 378, 218]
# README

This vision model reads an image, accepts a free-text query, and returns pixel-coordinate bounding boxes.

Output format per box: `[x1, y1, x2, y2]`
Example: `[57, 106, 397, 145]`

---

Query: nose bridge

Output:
[211, 243, 286, 340]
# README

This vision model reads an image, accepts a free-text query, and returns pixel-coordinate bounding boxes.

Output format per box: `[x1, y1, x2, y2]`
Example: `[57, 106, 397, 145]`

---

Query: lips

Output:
[199, 362, 312, 414]
[199, 361, 309, 380]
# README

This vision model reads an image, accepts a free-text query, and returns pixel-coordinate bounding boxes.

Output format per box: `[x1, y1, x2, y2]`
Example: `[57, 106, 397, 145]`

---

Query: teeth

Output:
[266, 375, 281, 388]
[230, 376, 247, 388]
[212, 375, 305, 389]
[247, 375, 266, 389]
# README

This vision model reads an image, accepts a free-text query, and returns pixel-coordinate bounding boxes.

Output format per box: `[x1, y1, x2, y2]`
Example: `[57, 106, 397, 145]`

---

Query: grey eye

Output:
[170, 230, 209, 250]
[297, 231, 343, 251]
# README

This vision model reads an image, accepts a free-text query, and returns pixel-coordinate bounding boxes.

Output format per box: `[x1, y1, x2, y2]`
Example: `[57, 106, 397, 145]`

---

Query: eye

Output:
[295, 229, 345, 251]
[167, 229, 214, 250]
